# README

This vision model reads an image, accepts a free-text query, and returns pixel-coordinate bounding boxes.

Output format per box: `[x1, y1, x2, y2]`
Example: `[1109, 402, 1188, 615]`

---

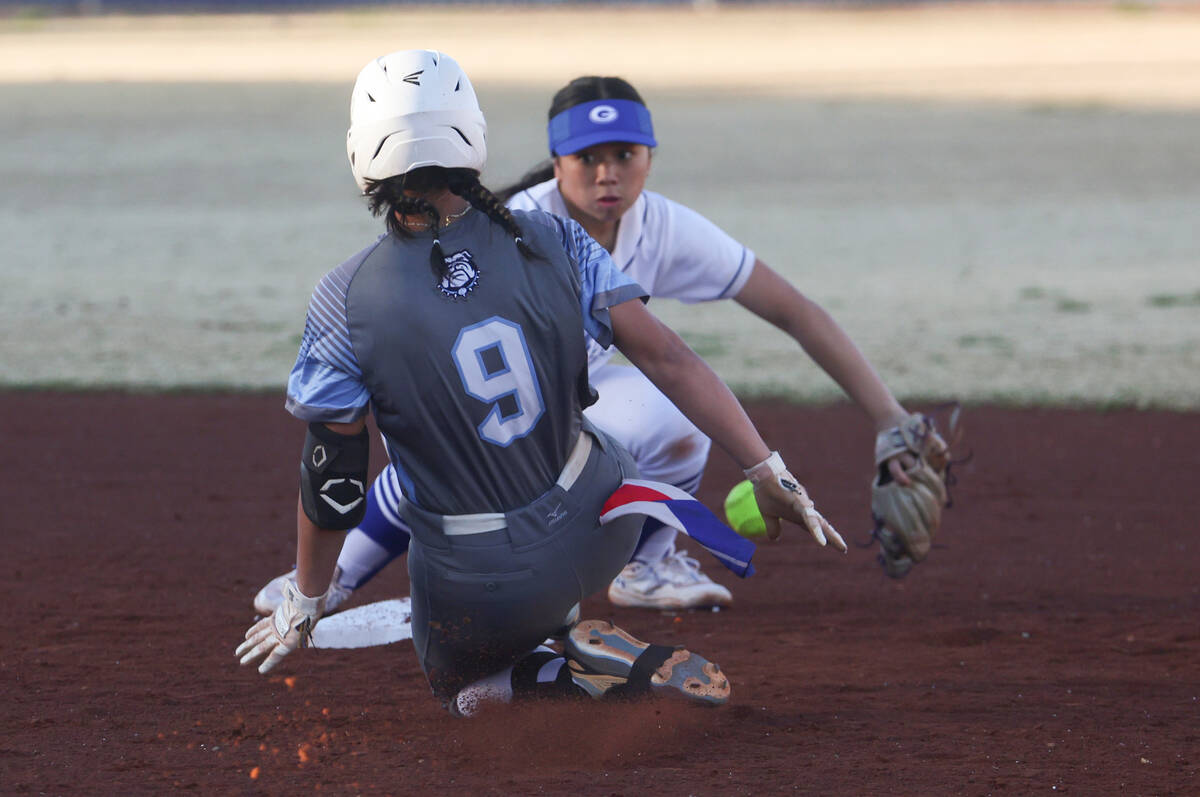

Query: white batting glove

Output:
[745, 452, 847, 552]
[235, 579, 325, 674]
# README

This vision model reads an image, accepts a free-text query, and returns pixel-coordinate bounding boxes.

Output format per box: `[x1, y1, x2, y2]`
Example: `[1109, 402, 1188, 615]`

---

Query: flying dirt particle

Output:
[284, 676, 297, 689]
[249, 767, 260, 780]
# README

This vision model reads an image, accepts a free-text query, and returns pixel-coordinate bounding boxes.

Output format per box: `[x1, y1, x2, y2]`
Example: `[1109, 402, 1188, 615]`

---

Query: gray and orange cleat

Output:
[564, 619, 730, 706]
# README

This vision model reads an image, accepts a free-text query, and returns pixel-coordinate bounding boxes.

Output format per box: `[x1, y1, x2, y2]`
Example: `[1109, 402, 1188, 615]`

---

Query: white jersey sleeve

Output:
[508, 180, 755, 304]
[507, 180, 754, 371]
[626, 190, 755, 304]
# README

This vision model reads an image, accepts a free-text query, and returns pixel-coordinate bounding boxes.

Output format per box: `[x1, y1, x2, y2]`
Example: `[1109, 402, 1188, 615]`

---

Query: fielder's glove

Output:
[236, 578, 325, 674]
[869, 411, 955, 578]
[745, 451, 847, 552]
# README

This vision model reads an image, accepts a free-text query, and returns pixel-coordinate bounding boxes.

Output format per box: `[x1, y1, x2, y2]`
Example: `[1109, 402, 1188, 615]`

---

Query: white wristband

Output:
[744, 451, 786, 484]
[284, 578, 327, 615]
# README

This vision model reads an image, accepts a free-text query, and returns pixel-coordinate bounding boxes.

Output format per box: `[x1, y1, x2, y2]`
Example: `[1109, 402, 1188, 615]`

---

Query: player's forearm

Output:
[784, 299, 907, 431]
[611, 302, 770, 469]
[735, 261, 906, 430]
[651, 356, 771, 469]
[294, 496, 344, 598]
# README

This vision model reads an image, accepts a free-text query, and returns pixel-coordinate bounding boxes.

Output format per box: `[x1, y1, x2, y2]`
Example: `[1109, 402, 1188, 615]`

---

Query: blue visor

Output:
[547, 99, 657, 156]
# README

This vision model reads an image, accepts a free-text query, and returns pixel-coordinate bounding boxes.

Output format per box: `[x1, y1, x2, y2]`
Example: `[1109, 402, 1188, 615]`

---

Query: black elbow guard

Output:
[299, 422, 370, 530]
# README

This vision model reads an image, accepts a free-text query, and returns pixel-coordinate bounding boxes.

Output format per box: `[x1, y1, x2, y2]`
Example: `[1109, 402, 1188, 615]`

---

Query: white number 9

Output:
[452, 317, 546, 447]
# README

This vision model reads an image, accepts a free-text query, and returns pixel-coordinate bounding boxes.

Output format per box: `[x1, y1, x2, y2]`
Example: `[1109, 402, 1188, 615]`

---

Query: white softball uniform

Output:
[334, 179, 758, 584]
[509, 179, 756, 489]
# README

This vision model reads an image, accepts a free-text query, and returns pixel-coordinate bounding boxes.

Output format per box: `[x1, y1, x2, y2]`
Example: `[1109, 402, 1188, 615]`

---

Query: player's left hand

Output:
[236, 579, 325, 674]
[869, 409, 961, 578]
[744, 451, 847, 551]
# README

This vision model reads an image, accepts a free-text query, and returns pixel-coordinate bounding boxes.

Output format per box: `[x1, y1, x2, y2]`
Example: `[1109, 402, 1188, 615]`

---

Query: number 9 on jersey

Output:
[452, 316, 546, 446]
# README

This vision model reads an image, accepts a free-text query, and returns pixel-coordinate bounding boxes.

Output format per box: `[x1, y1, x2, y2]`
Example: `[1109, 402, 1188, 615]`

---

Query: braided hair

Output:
[365, 167, 539, 280]
[497, 76, 649, 202]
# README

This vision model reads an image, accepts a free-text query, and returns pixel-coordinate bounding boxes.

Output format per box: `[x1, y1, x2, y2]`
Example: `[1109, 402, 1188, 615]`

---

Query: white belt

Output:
[440, 431, 593, 536]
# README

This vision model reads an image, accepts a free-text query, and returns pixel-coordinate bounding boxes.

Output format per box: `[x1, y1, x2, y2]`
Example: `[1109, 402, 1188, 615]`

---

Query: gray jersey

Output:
[285, 208, 646, 515]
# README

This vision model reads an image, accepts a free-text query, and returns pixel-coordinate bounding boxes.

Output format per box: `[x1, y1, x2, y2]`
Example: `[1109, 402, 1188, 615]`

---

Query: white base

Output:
[310, 598, 413, 649]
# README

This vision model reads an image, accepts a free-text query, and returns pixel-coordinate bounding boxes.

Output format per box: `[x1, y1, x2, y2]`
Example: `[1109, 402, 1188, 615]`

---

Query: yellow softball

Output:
[723, 479, 767, 538]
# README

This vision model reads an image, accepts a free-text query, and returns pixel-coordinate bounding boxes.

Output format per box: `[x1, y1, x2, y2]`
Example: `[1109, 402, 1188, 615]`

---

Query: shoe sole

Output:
[566, 620, 730, 705]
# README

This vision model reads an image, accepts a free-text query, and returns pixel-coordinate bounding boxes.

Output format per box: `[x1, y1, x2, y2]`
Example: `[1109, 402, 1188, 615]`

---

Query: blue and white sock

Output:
[334, 466, 411, 590]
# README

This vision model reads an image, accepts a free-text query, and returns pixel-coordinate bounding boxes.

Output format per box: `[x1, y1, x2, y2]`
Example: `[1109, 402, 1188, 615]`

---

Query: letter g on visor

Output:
[547, 99, 657, 156]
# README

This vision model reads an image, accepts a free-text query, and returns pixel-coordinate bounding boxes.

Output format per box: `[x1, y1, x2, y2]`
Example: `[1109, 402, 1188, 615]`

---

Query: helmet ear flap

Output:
[347, 50, 488, 191]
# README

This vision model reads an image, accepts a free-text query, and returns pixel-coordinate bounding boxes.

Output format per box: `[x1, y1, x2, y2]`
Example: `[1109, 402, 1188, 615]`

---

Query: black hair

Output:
[496, 76, 649, 203]
[365, 166, 538, 279]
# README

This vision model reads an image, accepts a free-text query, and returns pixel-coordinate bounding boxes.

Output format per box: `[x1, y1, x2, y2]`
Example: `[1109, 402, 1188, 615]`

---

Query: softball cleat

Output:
[564, 619, 730, 705]
[607, 551, 733, 610]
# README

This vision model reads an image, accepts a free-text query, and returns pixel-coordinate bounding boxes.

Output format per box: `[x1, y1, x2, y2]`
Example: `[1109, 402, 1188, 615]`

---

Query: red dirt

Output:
[3, 391, 1198, 795]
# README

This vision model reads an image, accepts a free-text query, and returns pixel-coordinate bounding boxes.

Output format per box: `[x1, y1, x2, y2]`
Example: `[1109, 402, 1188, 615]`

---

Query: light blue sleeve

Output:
[552, 216, 648, 349]
[284, 265, 372, 423]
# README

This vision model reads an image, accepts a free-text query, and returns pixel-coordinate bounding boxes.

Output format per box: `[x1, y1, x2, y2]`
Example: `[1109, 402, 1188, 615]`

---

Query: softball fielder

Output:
[236, 51, 845, 714]
[253, 74, 914, 616]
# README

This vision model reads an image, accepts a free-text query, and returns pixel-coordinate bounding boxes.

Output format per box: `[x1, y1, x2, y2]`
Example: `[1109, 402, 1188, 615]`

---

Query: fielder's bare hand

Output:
[236, 579, 325, 674]
[744, 451, 846, 551]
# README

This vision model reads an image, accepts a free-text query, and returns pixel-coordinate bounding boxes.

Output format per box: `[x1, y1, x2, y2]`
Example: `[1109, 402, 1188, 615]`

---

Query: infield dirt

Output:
[3, 391, 1197, 794]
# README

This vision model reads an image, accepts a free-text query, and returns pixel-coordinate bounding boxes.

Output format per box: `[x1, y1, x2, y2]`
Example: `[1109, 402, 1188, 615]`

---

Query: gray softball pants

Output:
[400, 423, 643, 701]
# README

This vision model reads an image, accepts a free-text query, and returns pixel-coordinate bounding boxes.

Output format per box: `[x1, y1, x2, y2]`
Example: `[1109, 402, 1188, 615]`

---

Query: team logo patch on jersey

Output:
[438, 249, 480, 300]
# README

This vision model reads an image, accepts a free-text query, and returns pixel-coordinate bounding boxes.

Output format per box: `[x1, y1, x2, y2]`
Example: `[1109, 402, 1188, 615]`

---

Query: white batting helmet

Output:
[346, 50, 487, 192]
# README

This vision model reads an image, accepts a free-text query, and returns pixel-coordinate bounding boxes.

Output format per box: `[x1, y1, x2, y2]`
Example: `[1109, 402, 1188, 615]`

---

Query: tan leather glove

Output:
[745, 451, 846, 552]
[870, 412, 956, 578]
[236, 579, 325, 674]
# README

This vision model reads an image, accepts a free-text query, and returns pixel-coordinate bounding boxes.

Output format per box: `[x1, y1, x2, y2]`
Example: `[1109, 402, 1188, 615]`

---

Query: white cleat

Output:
[252, 567, 354, 617]
[607, 550, 733, 610]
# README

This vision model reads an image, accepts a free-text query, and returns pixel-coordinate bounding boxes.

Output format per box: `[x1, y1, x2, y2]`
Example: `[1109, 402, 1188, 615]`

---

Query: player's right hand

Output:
[235, 579, 325, 674]
[744, 451, 847, 551]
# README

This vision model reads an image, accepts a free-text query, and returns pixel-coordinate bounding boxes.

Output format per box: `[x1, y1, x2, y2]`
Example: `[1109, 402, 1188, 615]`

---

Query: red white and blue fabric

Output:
[600, 479, 756, 578]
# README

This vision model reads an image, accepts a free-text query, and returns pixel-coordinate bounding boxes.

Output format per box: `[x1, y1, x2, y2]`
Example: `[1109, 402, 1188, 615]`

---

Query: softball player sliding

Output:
[235, 50, 844, 714]
[253, 73, 916, 616]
